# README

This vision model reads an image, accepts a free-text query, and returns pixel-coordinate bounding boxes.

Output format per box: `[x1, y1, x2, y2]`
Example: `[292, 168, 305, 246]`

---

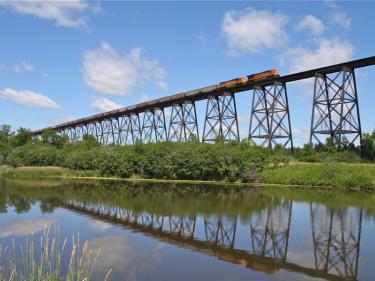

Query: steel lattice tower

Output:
[202, 93, 240, 142]
[168, 101, 199, 142]
[141, 108, 167, 143]
[115, 115, 132, 145]
[310, 67, 362, 148]
[130, 113, 142, 143]
[99, 119, 115, 145]
[249, 82, 293, 150]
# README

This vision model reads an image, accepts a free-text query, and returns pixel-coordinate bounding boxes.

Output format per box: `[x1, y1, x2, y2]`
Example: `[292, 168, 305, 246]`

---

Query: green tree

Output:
[362, 131, 375, 161]
[326, 136, 344, 152]
[0, 125, 12, 163]
[41, 130, 68, 148]
[11, 127, 34, 147]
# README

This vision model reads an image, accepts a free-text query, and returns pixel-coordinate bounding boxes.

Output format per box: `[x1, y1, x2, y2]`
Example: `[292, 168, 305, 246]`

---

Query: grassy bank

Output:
[0, 166, 96, 178]
[261, 162, 375, 190]
[2, 162, 375, 190]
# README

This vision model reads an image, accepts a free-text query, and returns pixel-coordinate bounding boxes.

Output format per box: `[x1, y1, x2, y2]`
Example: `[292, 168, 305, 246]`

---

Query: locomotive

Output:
[218, 69, 279, 89]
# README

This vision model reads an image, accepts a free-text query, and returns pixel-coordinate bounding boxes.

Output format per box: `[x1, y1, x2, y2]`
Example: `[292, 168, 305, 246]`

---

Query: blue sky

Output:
[0, 0, 375, 145]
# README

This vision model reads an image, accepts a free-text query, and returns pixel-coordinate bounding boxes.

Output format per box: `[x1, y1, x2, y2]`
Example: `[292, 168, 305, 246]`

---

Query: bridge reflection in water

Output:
[62, 199, 362, 281]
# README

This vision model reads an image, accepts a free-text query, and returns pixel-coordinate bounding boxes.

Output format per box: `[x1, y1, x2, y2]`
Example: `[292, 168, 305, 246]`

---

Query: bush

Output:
[96, 147, 135, 178]
[6, 144, 62, 167]
[64, 148, 100, 170]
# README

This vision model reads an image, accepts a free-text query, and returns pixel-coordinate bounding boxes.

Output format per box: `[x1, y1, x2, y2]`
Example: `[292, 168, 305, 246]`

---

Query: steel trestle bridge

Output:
[34, 56, 375, 150]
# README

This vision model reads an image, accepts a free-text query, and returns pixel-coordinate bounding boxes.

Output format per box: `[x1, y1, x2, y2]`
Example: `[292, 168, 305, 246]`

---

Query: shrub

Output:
[6, 144, 62, 167]
[64, 148, 100, 170]
[96, 147, 134, 178]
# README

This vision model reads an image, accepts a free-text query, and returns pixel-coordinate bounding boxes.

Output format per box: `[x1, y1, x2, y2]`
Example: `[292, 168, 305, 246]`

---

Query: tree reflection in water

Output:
[0, 179, 368, 281]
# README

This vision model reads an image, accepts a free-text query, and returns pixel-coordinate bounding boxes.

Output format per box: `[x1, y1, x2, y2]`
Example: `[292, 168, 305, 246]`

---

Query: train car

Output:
[247, 69, 279, 81]
[218, 77, 248, 89]
[199, 85, 218, 94]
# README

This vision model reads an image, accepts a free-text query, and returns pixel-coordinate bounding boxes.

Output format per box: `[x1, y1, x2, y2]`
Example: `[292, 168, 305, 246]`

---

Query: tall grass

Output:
[261, 162, 375, 189]
[0, 167, 97, 179]
[0, 226, 111, 281]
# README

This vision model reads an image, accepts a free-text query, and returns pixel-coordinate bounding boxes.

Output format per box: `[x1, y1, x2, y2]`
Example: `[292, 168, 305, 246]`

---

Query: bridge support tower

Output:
[249, 81, 293, 150]
[141, 108, 167, 143]
[310, 67, 362, 149]
[168, 101, 199, 141]
[202, 93, 240, 142]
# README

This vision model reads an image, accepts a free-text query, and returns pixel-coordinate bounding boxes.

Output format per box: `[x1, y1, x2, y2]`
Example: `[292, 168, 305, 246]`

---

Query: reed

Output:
[0, 226, 111, 281]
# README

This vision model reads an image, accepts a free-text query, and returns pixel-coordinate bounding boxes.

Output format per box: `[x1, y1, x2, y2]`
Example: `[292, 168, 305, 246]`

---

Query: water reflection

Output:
[310, 204, 362, 280]
[62, 198, 362, 281]
[0, 179, 371, 281]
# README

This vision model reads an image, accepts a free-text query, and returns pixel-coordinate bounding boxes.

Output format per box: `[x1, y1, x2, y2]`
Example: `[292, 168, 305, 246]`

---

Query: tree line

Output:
[1, 125, 375, 182]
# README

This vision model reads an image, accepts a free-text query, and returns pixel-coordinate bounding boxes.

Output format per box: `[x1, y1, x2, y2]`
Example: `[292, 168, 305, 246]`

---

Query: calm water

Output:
[1, 178, 375, 281]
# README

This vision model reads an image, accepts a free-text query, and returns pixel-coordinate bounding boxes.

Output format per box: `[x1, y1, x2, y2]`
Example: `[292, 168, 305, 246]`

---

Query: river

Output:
[0, 178, 374, 281]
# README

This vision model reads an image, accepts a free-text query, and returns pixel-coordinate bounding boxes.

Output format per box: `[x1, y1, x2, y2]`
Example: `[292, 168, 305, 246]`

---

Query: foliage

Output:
[362, 131, 375, 161]
[261, 163, 375, 189]
[0, 125, 12, 164]
[2, 129, 271, 182]
[10, 127, 34, 147]
[41, 130, 69, 148]
[2, 125, 375, 183]
[6, 143, 63, 167]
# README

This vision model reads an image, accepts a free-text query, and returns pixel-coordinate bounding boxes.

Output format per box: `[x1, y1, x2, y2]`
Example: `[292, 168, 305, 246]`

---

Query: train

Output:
[130, 69, 280, 111]
[34, 69, 281, 133]
[218, 69, 279, 89]
[77, 69, 281, 121]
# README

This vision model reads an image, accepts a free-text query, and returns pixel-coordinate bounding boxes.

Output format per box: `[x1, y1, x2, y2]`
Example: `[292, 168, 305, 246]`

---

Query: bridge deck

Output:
[33, 56, 375, 134]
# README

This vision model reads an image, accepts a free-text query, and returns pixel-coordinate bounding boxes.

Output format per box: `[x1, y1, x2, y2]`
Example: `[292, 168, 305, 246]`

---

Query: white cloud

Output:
[0, 0, 100, 28]
[292, 127, 310, 146]
[221, 8, 288, 55]
[139, 94, 149, 102]
[323, 1, 351, 29]
[193, 31, 207, 44]
[0, 219, 55, 238]
[89, 235, 163, 281]
[63, 115, 76, 122]
[238, 114, 249, 126]
[279, 38, 354, 73]
[83, 42, 167, 95]
[88, 221, 113, 232]
[333, 12, 351, 28]
[296, 15, 325, 36]
[324, 0, 338, 9]
[90, 97, 123, 112]
[0, 88, 61, 109]
[155, 80, 168, 91]
[12, 61, 34, 73]
[0, 61, 34, 73]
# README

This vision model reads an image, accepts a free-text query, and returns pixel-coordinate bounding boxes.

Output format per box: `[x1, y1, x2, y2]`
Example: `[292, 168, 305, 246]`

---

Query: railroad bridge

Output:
[34, 56, 375, 150]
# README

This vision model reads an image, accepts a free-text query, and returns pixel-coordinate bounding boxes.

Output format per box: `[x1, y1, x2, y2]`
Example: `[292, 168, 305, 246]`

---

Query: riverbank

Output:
[2, 162, 375, 190]
[261, 162, 375, 190]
